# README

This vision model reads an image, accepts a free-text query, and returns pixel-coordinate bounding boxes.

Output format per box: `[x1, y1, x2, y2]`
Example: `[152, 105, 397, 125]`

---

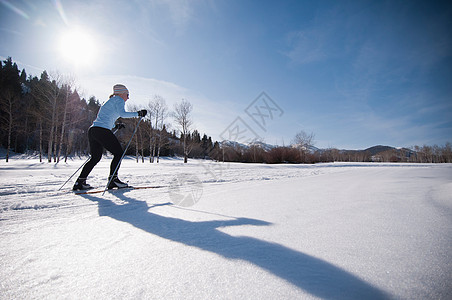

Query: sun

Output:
[58, 28, 98, 67]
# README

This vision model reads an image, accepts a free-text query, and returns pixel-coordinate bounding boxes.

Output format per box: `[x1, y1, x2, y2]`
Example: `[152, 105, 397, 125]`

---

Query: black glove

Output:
[113, 122, 125, 131]
[138, 109, 147, 117]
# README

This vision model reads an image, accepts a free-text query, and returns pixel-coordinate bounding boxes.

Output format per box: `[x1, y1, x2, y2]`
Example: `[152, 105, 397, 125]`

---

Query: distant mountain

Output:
[219, 140, 247, 149]
[249, 141, 277, 152]
[220, 140, 277, 152]
[307, 145, 320, 153]
[364, 145, 396, 156]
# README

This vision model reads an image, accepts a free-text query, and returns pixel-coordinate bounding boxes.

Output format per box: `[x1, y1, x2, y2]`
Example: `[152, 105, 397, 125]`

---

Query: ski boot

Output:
[73, 178, 92, 191]
[108, 176, 129, 189]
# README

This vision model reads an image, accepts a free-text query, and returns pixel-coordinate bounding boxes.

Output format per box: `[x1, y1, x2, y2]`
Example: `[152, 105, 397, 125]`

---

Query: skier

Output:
[73, 84, 147, 191]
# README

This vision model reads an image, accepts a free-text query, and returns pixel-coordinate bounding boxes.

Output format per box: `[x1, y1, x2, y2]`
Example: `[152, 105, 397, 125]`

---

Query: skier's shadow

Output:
[81, 192, 389, 300]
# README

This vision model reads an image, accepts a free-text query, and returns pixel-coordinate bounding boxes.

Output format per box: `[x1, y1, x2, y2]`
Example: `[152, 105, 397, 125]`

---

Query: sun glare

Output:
[58, 28, 98, 67]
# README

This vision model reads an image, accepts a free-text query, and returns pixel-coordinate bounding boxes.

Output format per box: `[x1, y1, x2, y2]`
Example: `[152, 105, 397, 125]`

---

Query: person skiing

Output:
[73, 84, 147, 191]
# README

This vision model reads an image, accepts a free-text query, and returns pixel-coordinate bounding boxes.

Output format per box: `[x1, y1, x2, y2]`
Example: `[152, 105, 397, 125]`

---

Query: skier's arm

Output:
[115, 98, 139, 119]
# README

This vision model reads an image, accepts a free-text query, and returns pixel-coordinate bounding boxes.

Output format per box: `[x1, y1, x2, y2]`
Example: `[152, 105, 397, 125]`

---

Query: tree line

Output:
[1, 57, 451, 164]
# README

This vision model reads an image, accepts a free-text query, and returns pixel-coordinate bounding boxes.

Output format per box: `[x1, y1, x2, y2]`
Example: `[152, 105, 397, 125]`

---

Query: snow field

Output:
[1, 157, 451, 299]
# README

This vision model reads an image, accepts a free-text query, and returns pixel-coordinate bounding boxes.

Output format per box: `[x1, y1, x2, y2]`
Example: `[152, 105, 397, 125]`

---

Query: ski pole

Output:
[58, 156, 90, 190]
[58, 127, 121, 191]
[102, 117, 143, 195]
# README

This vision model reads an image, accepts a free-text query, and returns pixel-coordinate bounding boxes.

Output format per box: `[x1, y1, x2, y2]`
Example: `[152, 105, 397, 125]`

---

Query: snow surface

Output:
[1, 157, 451, 299]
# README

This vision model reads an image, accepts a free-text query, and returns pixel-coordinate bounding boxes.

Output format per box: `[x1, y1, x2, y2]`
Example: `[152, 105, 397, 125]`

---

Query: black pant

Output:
[79, 127, 123, 179]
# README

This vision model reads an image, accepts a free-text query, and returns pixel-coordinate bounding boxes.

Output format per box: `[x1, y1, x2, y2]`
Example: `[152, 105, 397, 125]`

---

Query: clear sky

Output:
[1, 0, 451, 149]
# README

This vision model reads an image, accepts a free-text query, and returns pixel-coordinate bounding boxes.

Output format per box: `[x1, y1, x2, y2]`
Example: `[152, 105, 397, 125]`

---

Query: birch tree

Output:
[34, 71, 63, 162]
[56, 76, 76, 162]
[148, 95, 168, 163]
[0, 90, 18, 162]
[173, 99, 193, 163]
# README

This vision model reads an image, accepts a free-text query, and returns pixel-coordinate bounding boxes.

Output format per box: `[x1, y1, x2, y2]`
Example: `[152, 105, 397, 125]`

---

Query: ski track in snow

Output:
[1, 157, 451, 299]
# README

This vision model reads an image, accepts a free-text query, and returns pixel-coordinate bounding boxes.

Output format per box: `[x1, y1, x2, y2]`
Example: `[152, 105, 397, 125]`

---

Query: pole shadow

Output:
[80, 191, 389, 300]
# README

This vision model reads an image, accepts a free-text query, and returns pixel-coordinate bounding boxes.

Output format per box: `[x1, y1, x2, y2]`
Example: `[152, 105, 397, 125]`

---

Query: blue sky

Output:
[1, 0, 451, 149]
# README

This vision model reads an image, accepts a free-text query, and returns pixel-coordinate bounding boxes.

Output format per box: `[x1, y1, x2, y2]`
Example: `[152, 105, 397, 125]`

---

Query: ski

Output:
[74, 185, 164, 195]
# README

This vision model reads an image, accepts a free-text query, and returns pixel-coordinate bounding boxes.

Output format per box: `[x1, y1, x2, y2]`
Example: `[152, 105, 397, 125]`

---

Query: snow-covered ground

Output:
[1, 157, 451, 299]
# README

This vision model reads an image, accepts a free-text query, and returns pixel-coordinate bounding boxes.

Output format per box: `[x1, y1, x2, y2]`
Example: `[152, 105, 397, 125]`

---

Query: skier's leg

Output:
[99, 130, 129, 188]
[79, 128, 103, 179]
[101, 118, 142, 194]
[73, 128, 103, 190]
[98, 130, 123, 177]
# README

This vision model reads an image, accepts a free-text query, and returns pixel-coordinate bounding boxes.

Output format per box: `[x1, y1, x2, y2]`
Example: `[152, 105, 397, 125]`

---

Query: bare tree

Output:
[145, 102, 154, 163]
[56, 75, 76, 162]
[147, 95, 168, 163]
[127, 104, 145, 163]
[442, 142, 452, 163]
[153, 96, 168, 163]
[33, 71, 63, 162]
[173, 99, 193, 163]
[292, 130, 315, 163]
[0, 90, 18, 162]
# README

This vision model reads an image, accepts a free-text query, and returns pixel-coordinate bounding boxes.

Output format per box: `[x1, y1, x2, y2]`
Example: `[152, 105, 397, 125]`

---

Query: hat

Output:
[113, 84, 129, 95]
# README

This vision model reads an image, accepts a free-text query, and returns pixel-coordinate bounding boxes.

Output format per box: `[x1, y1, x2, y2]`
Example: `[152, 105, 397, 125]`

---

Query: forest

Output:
[1, 57, 451, 164]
